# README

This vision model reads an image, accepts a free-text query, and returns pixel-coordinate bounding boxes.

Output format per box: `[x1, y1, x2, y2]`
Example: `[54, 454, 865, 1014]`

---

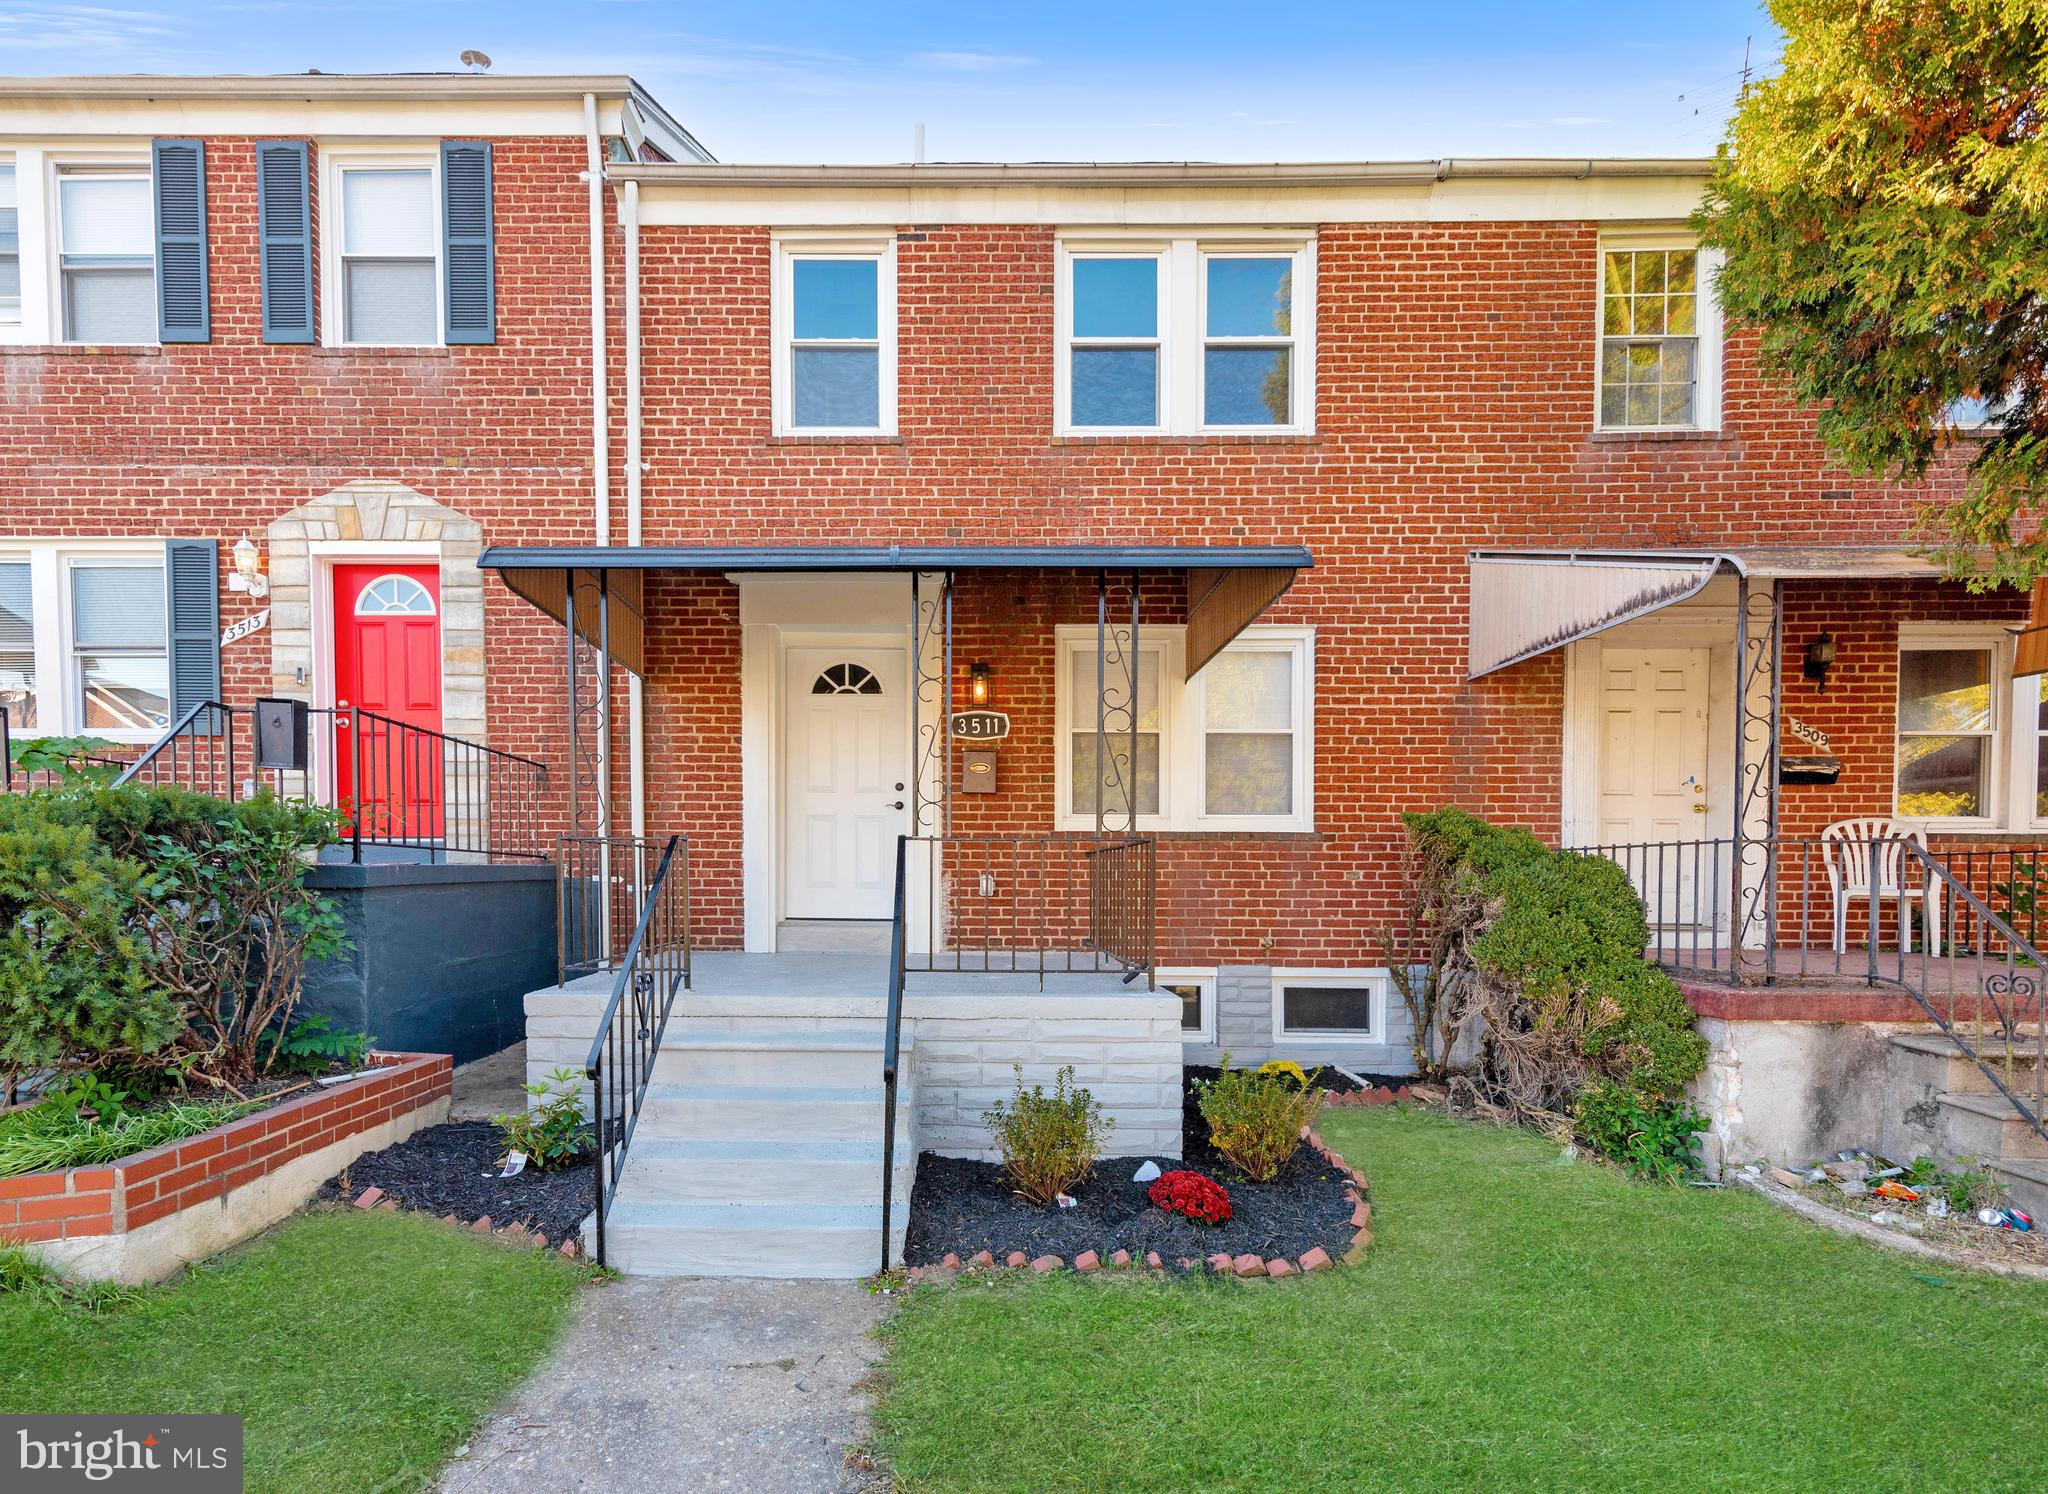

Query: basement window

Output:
[1270, 969, 1387, 1045]
[1160, 968, 1216, 1045]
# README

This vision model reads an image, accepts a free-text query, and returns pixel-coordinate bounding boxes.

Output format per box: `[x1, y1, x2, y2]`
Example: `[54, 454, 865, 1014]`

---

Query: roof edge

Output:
[608, 157, 1713, 190]
[478, 544, 1315, 573]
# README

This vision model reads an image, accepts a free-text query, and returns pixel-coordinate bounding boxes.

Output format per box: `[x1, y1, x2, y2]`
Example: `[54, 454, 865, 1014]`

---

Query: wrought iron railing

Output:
[1573, 833, 2046, 1146]
[92, 699, 550, 863]
[583, 832, 691, 1267]
[878, 831, 1157, 1270]
[557, 833, 692, 986]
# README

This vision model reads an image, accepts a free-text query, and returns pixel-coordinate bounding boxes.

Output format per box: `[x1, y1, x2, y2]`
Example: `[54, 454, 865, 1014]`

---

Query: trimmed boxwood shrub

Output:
[1404, 807, 1708, 1126]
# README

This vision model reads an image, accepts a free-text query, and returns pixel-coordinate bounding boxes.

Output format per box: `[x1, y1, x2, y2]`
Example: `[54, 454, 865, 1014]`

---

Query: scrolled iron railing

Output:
[582, 832, 691, 1268]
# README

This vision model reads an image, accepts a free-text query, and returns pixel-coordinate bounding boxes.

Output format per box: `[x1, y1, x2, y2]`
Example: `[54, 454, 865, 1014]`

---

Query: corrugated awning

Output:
[1467, 546, 1949, 679]
[480, 543, 1312, 683]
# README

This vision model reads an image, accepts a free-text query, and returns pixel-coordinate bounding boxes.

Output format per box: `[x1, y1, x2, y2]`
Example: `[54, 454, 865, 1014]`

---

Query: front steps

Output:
[587, 1024, 917, 1278]
[1887, 1030, 2048, 1217]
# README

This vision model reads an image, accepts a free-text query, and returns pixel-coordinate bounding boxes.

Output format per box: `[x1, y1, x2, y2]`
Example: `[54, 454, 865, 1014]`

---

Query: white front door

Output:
[1598, 646, 1712, 926]
[782, 645, 909, 919]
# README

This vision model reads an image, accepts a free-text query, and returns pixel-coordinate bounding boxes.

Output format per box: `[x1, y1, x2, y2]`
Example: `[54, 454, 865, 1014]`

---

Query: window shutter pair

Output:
[164, 539, 221, 735]
[255, 139, 494, 345]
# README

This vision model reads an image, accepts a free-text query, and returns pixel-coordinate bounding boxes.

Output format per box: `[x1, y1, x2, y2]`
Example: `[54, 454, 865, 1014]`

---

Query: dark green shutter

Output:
[441, 140, 494, 344]
[152, 139, 209, 343]
[256, 141, 313, 343]
[165, 540, 221, 733]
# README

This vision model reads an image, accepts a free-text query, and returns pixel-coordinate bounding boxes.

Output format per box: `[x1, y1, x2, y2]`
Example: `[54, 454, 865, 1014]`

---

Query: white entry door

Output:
[1597, 647, 1713, 927]
[783, 645, 910, 919]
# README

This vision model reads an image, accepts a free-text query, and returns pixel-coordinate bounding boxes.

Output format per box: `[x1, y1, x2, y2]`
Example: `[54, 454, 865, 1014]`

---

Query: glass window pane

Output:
[2038, 726, 2048, 821]
[72, 565, 164, 648]
[1068, 646, 1160, 731]
[1203, 346, 1290, 426]
[0, 560, 31, 730]
[1203, 649, 1292, 730]
[341, 169, 434, 256]
[1071, 347, 1157, 426]
[1068, 731, 1161, 818]
[1667, 295, 1696, 336]
[1897, 735, 1986, 818]
[64, 267, 154, 343]
[1634, 251, 1667, 295]
[1599, 384, 1628, 427]
[345, 259, 437, 344]
[1633, 295, 1666, 335]
[0, 166, 17, 311]
[1281, 985, 1373, 1033]
[1659, 380, 1694, 425]
[1165, 981, 1205, 1032]
[1205, 733, 1292, 815]
[1072, 258, 1157, 339]
[59, 175, 150, 255]
[1205, 257, 1291, 337]
[1898, 649, 1992, 732]
[1602, 296, 1630, 335]
[79, 654, 170, 732]
[792, 346, 880, 427]
[1603, 252, 1632, 296]
[1626, 382, 1661, 427]
[792, 259, 878, 341]
[1668, 250, 1697, 293]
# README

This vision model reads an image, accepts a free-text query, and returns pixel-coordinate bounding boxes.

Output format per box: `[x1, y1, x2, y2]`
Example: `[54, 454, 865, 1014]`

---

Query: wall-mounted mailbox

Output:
[1780, 754, 1842, 786]
[253, 696, 310, 772]
[961, 748, 998, 794]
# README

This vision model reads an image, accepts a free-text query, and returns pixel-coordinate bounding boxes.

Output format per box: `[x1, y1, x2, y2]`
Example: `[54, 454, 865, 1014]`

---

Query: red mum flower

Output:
[1148, 1169, 1232, 1225]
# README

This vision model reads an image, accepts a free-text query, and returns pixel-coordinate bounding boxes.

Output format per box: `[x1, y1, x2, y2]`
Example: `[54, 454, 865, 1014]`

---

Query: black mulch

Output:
[902, 1070, 1360, 1266]
[316, 1121, 594, 1242]
[1185, 1062, 1406, 1096]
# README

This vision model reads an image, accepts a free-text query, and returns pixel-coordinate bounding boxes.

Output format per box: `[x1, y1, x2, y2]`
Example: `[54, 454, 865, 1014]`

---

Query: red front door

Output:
[334, 565, 443, 844]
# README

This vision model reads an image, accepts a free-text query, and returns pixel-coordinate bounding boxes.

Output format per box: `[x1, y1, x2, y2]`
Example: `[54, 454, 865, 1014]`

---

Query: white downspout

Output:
[583, 93, 612, 839]
[624, 179, 646, 838]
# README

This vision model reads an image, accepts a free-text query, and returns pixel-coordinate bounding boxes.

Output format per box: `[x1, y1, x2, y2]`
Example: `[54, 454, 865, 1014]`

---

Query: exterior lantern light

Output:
[968, 660, 992, 706]
[229, 534, 270, 599]
[1803, 632, 1836, 693]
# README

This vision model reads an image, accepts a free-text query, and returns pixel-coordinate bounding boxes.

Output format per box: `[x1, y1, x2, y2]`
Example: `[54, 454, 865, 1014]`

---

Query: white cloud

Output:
[909, 50, 1035, 72]
[0, 4, 181, 50]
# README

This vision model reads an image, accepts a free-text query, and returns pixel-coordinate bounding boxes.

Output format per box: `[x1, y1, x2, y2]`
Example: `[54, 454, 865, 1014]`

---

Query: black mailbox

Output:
[1780, 754, 1842, 786]
[253, 697, 310, 771]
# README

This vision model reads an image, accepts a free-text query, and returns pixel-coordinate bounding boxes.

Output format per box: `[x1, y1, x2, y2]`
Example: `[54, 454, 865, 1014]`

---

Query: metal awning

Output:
[1467, 546, 1948, 678]
[480, 543, 1313, 681]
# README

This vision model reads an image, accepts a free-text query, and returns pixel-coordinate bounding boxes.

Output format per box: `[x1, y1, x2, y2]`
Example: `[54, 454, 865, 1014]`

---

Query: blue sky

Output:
[0, 2, 1779, 163]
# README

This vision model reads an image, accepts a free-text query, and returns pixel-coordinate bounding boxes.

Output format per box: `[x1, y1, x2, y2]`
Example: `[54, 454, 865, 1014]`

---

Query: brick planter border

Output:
[0, 1051, 450, 1282]
[895, 1124, 1372, 1286]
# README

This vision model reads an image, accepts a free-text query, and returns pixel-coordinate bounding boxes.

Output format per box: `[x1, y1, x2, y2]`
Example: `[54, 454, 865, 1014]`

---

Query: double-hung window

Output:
[57, 165, 155, 344]
[1056, 237, 1315, 435]
[336, 163, 438, 345]
[773, 240, 896, 434]
[1597, 240, 1722, 431]
[0, 163, 18, 322]
[1054, 624, 1314, 832]
[0, 561, 32, 729]
[70, 560, 169, 733]
[1896, 640, 2000, 822]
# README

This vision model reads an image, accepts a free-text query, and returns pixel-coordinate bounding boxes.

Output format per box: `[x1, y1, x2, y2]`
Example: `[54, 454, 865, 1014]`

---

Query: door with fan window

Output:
[334, 565, 442, 845]
[783, 646, 909, 919]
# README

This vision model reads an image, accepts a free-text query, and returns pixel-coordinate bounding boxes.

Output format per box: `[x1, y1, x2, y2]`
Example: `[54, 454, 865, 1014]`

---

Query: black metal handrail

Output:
[879, 833, 910, 1274]
[584, 832, 691, 1267]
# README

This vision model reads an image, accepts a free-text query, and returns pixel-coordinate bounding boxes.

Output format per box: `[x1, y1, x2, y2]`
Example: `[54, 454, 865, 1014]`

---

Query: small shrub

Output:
[494, 1069, 589, 1171]
[6, 734, 123, 786]
[48, 1073, 131, 1125]
[981, 1065, 1112, 1206]
[0, 1094, 260, 1179]
[1574, 1080, 1706, 1183]
[261, 1014, 374, 1077]
[1194, 1053, 1325, 1183]
[1147, 1168, 1232, 1225]
[1905, 1153, 2006, 1213]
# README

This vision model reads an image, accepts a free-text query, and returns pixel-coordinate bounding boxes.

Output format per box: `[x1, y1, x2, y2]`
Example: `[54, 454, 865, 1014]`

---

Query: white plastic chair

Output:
[1820, 819, 1942, 957]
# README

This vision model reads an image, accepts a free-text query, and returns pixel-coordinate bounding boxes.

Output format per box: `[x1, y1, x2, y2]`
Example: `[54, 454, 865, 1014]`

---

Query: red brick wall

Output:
[0, 1052, 448, 1245]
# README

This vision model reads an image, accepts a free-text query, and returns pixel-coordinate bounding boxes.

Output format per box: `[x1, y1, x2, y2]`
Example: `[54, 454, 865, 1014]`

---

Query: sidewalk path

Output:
[439, 1275, 888, 1492]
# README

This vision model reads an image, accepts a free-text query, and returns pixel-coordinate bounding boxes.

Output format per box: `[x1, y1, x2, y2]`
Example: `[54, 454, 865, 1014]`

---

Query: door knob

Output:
[890, 800, 905, 810]
[1692, 804, 1708, 814]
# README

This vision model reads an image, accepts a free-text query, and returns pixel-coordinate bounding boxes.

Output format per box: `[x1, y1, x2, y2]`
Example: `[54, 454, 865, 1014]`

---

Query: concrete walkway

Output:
[439, 1276, 889, 1492]
[447, 1042, 529, 1121]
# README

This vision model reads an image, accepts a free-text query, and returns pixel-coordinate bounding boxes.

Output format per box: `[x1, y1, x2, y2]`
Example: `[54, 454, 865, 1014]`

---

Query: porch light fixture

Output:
[229, 534, 269, 599]
[1803, 632, 1836, 694]
[968, 660, 992, 706]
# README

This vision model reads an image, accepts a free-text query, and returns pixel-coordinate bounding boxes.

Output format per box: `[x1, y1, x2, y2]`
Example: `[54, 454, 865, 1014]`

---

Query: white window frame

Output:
[49, 157, 155, 348]
[0, 156, 20, 326]
[770, 235, 897, 436]
[1593, 233, 1723, 434]
[1270, 968, 1389, 1046]
[1055, 234, 1316, 437]
[321, 148, 443, 349]
[1893, 624, 2011, 832]
[1158, 967, 1217, 1046]
[0, 541, 169, 743]
[1051, 623, 1315, 833]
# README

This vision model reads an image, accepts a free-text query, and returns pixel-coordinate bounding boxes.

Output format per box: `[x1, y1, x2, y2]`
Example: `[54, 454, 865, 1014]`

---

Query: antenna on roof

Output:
[460, 49, 492, 74]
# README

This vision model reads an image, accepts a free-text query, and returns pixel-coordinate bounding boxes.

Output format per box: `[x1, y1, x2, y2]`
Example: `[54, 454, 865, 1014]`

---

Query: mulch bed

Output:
[317, 1121, 595, 1244]
[901, 1070, 1362, 1267]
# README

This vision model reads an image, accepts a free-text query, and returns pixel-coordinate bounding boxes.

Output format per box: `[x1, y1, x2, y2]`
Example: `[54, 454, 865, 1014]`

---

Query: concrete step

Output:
[651, 1026, 911, 1088]
[638, 1082, 913, 1141]
[1986, 1156, 2048, 1221]
[1891, 1031, 2047, 1097]
[777, 919, 893, 953]
[588, 1198, 910, 1279]
[1936, 1090, 2048, 1161]
[622, 1137, 917, 1203]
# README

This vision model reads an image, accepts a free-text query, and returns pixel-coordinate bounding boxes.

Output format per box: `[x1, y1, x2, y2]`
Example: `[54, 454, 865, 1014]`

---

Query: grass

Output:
[874, 1106, 2048, 1492]
[0, 1096, 262, 1178]
[0, 1208, 582, 1492]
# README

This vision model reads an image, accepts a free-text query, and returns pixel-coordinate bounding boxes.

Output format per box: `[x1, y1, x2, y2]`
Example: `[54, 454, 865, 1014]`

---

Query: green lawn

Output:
[874, 1106, 2048, 1492]
[0, 1209, 581, 1493]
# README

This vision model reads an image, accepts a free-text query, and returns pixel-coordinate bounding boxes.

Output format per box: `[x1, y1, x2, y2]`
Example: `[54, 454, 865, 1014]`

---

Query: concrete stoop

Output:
[585, 1024, 917, 1278]
[1884, 1030, 2048, 1218]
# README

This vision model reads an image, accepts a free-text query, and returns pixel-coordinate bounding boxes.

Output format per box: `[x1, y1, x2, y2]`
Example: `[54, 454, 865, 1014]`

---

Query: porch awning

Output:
[1467, 546, 1947, 679]
[480, 543, 1313, 682]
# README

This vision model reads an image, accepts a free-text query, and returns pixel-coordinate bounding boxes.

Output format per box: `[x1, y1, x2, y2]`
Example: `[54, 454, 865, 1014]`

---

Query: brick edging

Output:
[894, 1125, 1373, 1286]
[0, 1052, 450, 1247]
[346, 1186, 584, 1260]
